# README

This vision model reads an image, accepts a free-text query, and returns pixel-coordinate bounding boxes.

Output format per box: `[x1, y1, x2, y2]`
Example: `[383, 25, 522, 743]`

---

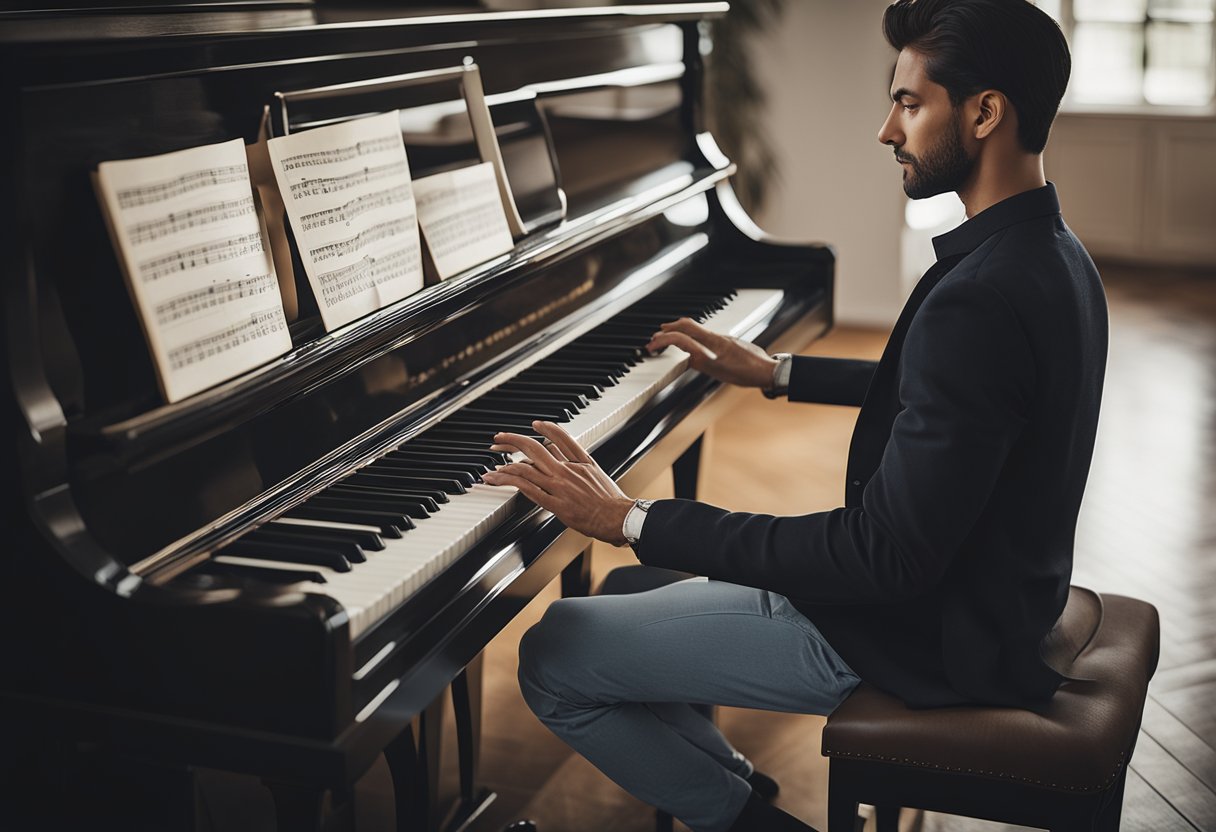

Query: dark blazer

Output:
[635, 184, 1108, 708]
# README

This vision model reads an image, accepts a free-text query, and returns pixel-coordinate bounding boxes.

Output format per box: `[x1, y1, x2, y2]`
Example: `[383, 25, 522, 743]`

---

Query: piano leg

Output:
[561, 545, 593, 598]
[384, 695, 444, 831]
[672, 434, 705, 500]
[448, 654, 497, 830]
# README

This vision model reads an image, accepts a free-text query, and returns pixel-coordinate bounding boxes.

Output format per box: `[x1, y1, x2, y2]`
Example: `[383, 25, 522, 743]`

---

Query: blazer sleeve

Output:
[634, 278, 1035, 604]
[787, 355, 877, 407]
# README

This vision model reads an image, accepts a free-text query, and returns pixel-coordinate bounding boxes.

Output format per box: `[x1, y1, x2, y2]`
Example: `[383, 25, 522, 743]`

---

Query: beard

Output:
[895, 114, 975, 200]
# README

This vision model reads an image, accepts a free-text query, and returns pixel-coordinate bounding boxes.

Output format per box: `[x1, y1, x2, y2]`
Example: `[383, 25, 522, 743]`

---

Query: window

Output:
[1038, 0, 1216, 107]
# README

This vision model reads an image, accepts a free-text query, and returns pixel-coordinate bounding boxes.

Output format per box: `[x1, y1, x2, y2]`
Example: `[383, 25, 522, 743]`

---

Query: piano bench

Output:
[821, 587, 1160, 832]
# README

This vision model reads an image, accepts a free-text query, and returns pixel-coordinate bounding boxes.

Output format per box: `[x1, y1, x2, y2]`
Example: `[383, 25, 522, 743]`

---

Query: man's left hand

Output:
[481, 420, 635, 547]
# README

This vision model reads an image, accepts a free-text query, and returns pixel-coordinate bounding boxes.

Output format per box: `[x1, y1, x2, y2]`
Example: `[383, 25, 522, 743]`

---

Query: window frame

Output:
[1043, 0, 1216, 116]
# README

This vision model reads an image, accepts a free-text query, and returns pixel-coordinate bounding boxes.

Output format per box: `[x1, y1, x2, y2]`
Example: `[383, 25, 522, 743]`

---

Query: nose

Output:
[877, 104, 902, 148]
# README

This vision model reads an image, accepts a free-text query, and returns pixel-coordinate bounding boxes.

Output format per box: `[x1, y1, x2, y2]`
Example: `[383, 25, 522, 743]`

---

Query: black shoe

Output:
[746, 768, 780, 802]
[727, 791, 817, 831]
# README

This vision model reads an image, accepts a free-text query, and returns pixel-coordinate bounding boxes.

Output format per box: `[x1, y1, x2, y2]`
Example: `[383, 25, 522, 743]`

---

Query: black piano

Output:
[0, 2, 834, 829]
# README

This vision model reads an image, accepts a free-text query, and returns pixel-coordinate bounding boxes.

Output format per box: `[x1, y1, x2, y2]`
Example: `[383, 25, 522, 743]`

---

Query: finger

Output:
[645, 331, 679, 352]
[540, 436, 570, 463]
[493, 461, 551, 486]
[647, 331, 718, 364]
[489, 442, 525, 455]
[533, 420, 593, 464]
[481, 471, 553, 508]
[660, 316, 720, 343]
[493, 431, 561, 474]
[646, 330, 710, 360]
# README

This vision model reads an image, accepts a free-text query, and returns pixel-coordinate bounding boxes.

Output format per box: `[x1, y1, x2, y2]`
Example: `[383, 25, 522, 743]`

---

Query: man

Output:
[481, 1, 1106, 830]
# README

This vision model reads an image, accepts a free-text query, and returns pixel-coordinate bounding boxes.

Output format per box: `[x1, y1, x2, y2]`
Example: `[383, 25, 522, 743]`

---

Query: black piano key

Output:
[572, 343, 648, 358]
[461, 404, 575, 422]
[328, 483, 441, 513]
[410, 438, 512, 459]
[497, 380, 601, 399]
[344, 469, 466, 496]
[440, 417, 539, 433]
[523, 367, 618, 386]
[541, 358, 627, 374]
[426, 426, 510, 442]
[377, 454, 489, 476]
[564, 338, 645, 352]
[593, 322, 666, 337]
[562, 340, 643, 354]
[262, 521, 385, 552]
[384, 449, 503, 470]
[284, 504, 409, 537]
[311, 492, 433, 523]
[310, 490, 428, 521]
[217, 539, 354, 573]
[202, 562, 328, 585]
[366, 460, 478, 487]
[480, 392, 587, 412]
[245, 528, 369, 563]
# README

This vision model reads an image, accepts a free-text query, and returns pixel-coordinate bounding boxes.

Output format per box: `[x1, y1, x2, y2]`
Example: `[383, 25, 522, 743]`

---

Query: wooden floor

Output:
[200, 263, 1216, 831]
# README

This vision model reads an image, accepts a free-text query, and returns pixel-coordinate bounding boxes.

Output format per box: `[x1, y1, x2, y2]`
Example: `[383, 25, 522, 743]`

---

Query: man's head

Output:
[877, 0, 1071, 200]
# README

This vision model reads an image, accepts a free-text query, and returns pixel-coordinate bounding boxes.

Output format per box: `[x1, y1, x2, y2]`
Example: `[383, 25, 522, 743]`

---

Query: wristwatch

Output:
[762, 353, 793, 399]
[622, 498, 655, 546]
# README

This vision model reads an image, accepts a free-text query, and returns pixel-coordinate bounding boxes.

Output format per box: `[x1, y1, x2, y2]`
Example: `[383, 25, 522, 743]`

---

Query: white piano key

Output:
[244, 289, 783, 639]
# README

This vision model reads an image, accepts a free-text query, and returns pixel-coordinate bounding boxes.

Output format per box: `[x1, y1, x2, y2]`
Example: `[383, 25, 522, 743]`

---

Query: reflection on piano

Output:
[0, 3, 834, 829]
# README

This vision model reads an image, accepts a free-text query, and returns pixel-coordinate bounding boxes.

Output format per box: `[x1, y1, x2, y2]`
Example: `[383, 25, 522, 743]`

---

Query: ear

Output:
[973, 90, 1007, 140]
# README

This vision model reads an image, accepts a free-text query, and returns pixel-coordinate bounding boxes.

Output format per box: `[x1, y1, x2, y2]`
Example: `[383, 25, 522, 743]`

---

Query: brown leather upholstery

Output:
[822, 588, 1160, 793]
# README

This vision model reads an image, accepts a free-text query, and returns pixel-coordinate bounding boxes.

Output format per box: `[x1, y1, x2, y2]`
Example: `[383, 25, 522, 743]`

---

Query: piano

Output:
[0, 2, 834, 829]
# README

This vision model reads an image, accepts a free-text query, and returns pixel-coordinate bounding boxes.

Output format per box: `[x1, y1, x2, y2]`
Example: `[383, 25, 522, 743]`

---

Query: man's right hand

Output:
[646, 317, 779, 389]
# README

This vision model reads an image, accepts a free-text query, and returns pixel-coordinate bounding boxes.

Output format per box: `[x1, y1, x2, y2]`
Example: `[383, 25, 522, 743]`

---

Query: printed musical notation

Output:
[115, 164, 249, 209]
[268, 111, 424, 331]
[94, 138, 292, 404]
[413, 161, 514, 280]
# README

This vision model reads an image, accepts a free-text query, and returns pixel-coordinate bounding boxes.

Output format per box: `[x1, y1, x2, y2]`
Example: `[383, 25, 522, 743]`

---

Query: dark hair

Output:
[882, 0, 1070, 154]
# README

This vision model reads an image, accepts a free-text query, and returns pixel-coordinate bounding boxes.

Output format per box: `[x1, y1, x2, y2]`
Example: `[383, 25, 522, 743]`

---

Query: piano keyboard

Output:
[207, 287, 783, 638]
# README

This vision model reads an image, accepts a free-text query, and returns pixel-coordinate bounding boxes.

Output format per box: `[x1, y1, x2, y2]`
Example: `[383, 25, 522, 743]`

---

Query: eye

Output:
[903, 104, 919, 112]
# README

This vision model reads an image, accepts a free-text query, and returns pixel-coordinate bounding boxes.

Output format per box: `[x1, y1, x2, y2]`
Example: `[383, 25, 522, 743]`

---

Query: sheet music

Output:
[267, 111, 424, 331]
[413, 162, 514, 280]
[94, 138, 292, 404]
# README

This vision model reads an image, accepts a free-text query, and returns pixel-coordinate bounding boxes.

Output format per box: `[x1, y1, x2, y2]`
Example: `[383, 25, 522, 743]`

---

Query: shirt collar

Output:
[932, 182, 1061, 260]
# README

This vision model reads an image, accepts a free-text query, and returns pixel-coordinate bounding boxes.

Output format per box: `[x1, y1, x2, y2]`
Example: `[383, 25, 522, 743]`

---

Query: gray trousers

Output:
[518, 577, 860, 832]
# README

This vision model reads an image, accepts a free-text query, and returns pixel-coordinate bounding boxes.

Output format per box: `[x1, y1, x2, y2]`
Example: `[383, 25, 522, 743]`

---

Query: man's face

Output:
[878, 49, 976, 200]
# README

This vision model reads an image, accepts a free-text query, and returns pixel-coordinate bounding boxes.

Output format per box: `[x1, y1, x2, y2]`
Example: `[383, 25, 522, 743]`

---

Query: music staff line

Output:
[299, 184, 413, 232]
[424, 198, 510, 255]
[166, 306, 289, 371]
[309, 217, 415, 264]
[116, 164, 250, 210]
[289, 161, 408, 201]
[316, 246, 419, 305]
[277, 135, 401, 172]
[152, 272, 278, 326]
[138, 232, 266, 283]
[125, 196, 256, 246]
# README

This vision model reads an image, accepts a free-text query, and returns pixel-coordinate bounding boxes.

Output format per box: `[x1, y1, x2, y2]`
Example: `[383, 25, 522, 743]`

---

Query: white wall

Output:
[747, 0, 908, 328]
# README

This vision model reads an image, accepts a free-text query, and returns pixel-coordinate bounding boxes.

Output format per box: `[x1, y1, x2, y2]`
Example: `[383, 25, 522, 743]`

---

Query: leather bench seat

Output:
[822, 588, 1161, 794]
